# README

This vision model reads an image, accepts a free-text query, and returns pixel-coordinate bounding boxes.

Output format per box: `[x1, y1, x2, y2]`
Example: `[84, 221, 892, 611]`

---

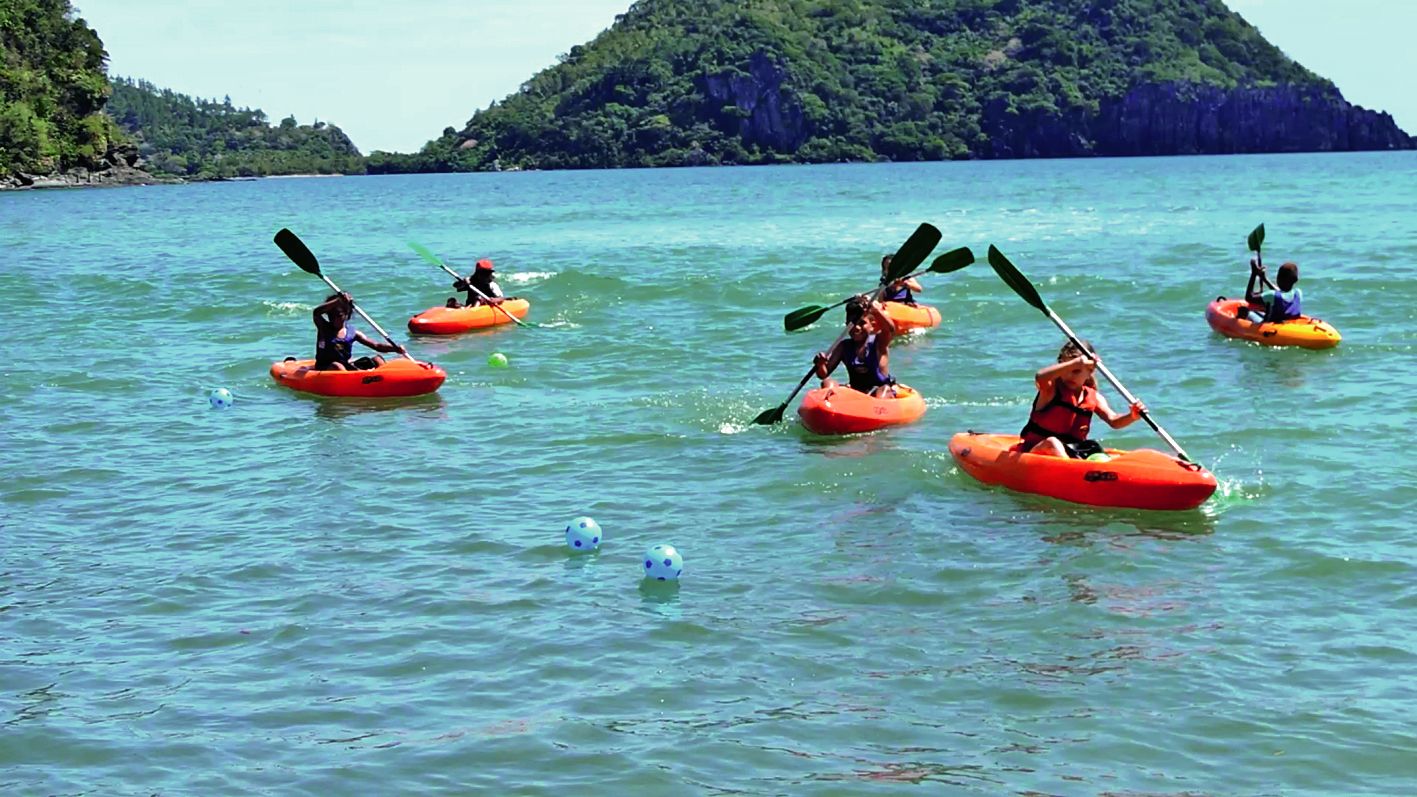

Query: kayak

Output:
[408, 298, 530, 335]
[798, 384, 927, 435]
[270, 358, 446, 398]
[881, 301, 941, 332]
[1204, 297, 1340, 349]
[948, 432, 1217, 511]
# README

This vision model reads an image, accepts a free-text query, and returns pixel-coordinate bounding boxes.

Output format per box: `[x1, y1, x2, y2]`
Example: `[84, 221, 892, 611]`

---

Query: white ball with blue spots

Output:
[564, 516, 602, 552]
[209, 388, 234, 409]
[642, 544, 683, 581]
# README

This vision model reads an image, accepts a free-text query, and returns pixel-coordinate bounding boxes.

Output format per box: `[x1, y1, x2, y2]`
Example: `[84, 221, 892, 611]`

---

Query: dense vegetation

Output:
[0, 0, 125, 178]
[107, 77, 365, 179]
[369, 0, 1348, 172]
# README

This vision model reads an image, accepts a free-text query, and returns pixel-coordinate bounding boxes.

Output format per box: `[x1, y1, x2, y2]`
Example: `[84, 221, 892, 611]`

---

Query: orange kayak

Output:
[408, 298, 530, 334]
[881, 301, 941, 332]
[798, 384, 926, 435]
[948, 432, 1216, 511]
[270, 358, 446, 398]
[1204, 297, 1340, 349]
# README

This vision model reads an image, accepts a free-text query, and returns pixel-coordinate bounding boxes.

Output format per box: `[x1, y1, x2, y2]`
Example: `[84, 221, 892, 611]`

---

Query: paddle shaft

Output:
[1040, 307, 1192, 462]
[317, 274, 414, 362]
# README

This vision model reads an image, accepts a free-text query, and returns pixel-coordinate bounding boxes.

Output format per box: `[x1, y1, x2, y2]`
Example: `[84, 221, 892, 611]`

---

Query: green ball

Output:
[487, 352, 509, 368]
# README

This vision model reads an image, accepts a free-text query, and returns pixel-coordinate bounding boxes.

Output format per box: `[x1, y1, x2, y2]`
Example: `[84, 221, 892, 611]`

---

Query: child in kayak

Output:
[446, 258, 507, 308]
[879, 254, 923, 305]
[313, 292, 406, 371]
[1242, 259, 1302, 323]
[812, 296, 899, 397]
[1020, 339, 1145, 459]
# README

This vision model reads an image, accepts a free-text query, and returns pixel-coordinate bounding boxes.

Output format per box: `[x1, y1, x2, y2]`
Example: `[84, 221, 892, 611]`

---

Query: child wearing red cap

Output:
[446, 258, 506, 308]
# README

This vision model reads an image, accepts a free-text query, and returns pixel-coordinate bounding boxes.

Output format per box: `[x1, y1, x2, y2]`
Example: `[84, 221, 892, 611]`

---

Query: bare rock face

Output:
[980, 82, 1412, 159]
[703, 51, 807, 152]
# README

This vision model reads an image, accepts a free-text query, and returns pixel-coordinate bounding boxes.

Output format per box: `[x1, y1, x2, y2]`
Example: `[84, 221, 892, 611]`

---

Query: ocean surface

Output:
[2, 153, 1414, 795]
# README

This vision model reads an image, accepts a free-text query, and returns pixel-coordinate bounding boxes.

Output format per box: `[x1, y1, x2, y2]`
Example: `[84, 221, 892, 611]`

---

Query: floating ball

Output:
[642, 544, 683, 582]
[1085, 452, 1112, 462]
[209, 388, 234, 409]
[565, 516, 602, 552]
[487, 352, 509, 368]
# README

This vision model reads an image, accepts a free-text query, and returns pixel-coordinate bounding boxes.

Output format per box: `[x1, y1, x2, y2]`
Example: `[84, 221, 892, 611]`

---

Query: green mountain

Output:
[106, 78, 365, 179]
[0, 0, 130, 183]
[370, 0, 1411, 172]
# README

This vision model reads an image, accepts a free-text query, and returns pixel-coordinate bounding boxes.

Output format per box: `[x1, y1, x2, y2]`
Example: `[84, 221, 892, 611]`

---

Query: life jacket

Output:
[880, 277, 915, 304]
[838, 334, 892, 393]
[1263, 287, 1302, 323]
[316, 324, 357, 368]
[1020, 379, 1097, 450]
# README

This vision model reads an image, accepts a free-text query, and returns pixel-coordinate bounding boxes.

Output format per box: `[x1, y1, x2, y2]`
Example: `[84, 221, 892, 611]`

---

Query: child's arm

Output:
[866, 298, 897, 343]
[813, 341, 844, 379]
[1094, 392, 1145, 429]
[354, 331, 407, 357]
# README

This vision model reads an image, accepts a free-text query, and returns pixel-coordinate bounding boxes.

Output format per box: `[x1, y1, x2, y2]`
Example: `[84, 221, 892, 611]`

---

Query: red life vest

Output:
[1020, 380, 1097, 450]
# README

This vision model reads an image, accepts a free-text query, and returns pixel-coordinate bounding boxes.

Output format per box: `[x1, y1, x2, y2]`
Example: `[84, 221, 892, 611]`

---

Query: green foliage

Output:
[378, 0, 1335, 171]
[106, 78, 366, 178]
[0, 0, 122, 177]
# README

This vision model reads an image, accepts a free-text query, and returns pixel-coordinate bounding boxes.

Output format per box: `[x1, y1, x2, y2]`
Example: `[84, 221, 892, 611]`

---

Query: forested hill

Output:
[370, 0, 1413, 172]
[106, 78, 366, 179]
[0, 0, 132, 185]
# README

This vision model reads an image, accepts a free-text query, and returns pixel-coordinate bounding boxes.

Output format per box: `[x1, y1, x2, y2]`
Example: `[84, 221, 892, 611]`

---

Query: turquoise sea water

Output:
[2, 153, 1415, 795]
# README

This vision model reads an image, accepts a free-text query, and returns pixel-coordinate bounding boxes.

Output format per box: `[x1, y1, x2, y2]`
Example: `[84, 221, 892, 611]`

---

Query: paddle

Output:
[753, 223, 942, 425]
[407, 241, 538, 329]
[1246, 222, 1276, 294]
[782, 246, 976, 332]
[273, 228, 419, 363]
[986, 244, 1195, 463]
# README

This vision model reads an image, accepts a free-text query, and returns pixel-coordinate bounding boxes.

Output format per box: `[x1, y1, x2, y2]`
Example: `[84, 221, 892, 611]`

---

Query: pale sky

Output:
[76, 0, 1417, 155]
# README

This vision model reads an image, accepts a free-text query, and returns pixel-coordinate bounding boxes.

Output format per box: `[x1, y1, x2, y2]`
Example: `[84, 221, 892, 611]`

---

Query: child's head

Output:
[880, 254, 893, 275]
[845, 297, 871, 339]
[1277, 261, 1299, 291]
[325, 292, 353, 321]
[1056, 339, 1097, 389]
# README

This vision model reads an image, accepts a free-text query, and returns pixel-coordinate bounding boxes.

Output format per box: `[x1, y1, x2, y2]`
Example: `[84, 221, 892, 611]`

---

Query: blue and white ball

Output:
[209, 388, 234, 409]
[642, 544, 683, 581]
[565, 516, 602, 552]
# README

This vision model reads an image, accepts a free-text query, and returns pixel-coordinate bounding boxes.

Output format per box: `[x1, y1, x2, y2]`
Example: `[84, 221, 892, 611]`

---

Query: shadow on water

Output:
[300, 392, 448, 421]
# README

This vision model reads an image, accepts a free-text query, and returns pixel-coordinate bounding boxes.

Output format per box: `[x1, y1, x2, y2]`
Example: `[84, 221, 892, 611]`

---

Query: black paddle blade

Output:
[753, 404, 786, 425]
[885, 223, 941, 284]
[927, 246, 975, 274]
[1247, 223, 1265, 253]
[274, 228, 321, 276]
[783, 304, 830, 332]
[987, 245, 1047, 313]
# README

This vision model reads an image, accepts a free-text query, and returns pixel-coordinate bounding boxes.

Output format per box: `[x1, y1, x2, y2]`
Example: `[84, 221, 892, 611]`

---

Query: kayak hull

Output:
[882, 301, 941, 332]
[948, 432, 1217, 511]
[1204, 298, 1340, 349]
[270, 358, 446, 398]
[798, 384, 927, 435]
[408, 298, 530, 334]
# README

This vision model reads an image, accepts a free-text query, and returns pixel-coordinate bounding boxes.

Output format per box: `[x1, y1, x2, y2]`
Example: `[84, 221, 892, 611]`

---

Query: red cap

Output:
[476, 258, 495, 271]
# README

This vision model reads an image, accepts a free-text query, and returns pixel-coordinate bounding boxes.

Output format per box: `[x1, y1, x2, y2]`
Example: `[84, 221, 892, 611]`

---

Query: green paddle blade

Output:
[783, 303, 832, 332]
[408, 241, 443, 267]
[1247, 223, 1265, 253]
[274, 228, 321, 275]
[987, 245, 1048, 313]
[927, 246, 975, 274]
[885, 223, 941, 283]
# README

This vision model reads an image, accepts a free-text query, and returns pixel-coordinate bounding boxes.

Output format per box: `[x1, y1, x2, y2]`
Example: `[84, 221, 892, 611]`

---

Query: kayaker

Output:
[812, 296, 899, 397]
[879, 254, 923, 305]
[1019, 340, 1145, 459]
[313, 292, 406, 371]
[447, 258, 506, 308]
[1242, 259, 1302, 323]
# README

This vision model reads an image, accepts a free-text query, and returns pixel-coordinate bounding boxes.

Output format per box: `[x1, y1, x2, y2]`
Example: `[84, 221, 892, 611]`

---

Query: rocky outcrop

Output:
[702, 51, 807, 152]
[981, 82, 1412, 159]
[0, 143, 166, 191]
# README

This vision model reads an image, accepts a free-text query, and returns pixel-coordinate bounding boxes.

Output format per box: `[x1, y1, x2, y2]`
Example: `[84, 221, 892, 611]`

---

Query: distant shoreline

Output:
[0, 170, 346, 192]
